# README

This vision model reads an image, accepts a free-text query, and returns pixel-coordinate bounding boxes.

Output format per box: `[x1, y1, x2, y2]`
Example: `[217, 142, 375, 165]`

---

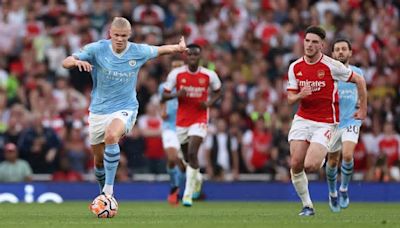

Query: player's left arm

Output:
[348, 72, 367, 120]
[201, 70, 222, 109]
[201, 88, 222, 109]
[157, 36, 188, 56]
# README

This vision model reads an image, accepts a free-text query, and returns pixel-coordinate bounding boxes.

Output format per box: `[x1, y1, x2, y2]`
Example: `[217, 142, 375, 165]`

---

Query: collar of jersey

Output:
[186, 65, 200, 74]
[109, 42, 131, 58]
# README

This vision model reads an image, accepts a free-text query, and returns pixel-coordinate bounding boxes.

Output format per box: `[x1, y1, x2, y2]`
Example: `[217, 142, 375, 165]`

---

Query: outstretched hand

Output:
[75, 60, 93, 72]
[177, 36, 188, 52]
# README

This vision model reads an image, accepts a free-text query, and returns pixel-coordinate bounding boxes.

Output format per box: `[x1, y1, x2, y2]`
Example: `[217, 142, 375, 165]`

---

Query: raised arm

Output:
[62, 56, 93, 72]
[348, 72, 367, 120]
[157, 36, 188, 56]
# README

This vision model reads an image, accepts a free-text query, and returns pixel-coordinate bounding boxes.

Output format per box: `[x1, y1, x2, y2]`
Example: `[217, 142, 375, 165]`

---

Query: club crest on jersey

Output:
[199, 78, 206, 84]
[129, 60, 136, 67]
[317, 70, 325, 79]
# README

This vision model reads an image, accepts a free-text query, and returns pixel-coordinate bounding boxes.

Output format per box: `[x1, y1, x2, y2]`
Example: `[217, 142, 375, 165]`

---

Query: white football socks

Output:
[291, 169, 313, 208]
[184, 166, 198, 197]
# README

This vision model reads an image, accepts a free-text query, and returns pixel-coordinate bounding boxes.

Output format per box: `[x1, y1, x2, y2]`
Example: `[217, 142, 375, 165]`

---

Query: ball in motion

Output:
[89, 194, 118, 218]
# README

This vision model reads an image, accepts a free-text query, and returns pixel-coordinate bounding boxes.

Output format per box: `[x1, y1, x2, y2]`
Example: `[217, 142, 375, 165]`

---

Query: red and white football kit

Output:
[287, 55, 353, 149]
[164, 65, 221, 144]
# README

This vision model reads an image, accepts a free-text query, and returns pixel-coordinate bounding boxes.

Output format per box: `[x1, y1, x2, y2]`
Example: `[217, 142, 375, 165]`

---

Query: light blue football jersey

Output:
[73, 39, 158, 114]
[338, 65, 363, 129]
[158, 83, 178, 131]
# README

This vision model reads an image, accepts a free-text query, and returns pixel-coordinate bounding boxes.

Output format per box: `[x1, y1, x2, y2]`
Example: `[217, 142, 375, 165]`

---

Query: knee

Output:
[327, 159, 338, 168]
[104, 130, 120, 144]
[304, 162, 320, 173]
[94, 159, 104, 168]
[342, 153, 353, 163]
[290, 157, 304, 173]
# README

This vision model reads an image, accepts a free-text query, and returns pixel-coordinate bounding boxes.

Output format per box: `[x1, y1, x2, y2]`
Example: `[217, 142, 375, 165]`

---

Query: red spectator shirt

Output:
[287, 55, 353, 123]
[164, 66, 221, 127]
[378, 135, 400, 167]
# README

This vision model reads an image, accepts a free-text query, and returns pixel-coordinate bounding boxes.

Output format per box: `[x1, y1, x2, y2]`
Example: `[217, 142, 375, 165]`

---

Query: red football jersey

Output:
[164, 66, 221, 127]
[287, 55, 353, 123]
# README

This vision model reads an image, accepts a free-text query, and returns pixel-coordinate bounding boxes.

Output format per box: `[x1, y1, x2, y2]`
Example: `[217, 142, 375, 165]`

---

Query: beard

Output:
[336, 55, 349, 64]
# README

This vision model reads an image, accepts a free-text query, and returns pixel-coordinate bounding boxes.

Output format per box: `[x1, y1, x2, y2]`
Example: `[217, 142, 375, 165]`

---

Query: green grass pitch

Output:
[1, 202, 399, 228]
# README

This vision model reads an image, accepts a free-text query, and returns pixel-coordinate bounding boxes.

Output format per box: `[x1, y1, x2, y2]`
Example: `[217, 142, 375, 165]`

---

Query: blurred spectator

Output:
[0, 143, 32, 182]
[18, 112, 61, 173]
[120, 126, 147, 174]
[52, 156, 83, 182]
[242, 118, 273, 173]
[205, 118, 239, 181]
[63, 121, 88, 173]
[377, 121, 400, 181]
[138, 102, 165, 174]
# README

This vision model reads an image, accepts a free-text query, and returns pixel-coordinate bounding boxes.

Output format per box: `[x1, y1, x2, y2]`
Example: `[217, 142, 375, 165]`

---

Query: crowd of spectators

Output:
[0, 0, 399, 183]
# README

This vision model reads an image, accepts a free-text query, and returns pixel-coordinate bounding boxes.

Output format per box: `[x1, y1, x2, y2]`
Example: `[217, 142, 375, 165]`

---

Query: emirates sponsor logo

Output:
[181, 86, 206, 98]
[297, 80, 327, 92]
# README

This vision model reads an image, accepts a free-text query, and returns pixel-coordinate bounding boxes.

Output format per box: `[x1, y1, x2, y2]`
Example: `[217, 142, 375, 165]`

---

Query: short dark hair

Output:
[187, 43, 202, 51]
[332, 38, 352, 52]
[305, 26, 326, 40]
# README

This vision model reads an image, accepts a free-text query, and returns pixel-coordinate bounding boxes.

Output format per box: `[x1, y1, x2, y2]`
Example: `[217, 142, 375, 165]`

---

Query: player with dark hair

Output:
[163, 44, 222, 207]
[286, 26, 367, 216]
[326, 38, 365, 212]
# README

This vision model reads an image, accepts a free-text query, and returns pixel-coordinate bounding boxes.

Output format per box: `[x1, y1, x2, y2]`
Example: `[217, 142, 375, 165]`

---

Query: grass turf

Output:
[0, 202, 399, 228]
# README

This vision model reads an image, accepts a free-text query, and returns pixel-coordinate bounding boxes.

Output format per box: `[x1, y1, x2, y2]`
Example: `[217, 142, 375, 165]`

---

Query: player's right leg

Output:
[288, 115, 314, 216]
[325, 128, 342, 212]
[92, 143, 105, 193]
[290, 140, 314, 216]
[339, 140, 357, 209]
[182, 135, 203, 207]
[165, 149, 181, 205]
[162, 129, 183, 205]
[182, 123, 207, 206]
[326, 152, 340, 212]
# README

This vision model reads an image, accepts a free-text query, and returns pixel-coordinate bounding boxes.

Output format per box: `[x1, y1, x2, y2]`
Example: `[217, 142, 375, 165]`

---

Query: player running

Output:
[62, 17, 187, 202]
[326, 38, 365, 212]
[163, 44, 222, 207]
[286, 26, 367, 216]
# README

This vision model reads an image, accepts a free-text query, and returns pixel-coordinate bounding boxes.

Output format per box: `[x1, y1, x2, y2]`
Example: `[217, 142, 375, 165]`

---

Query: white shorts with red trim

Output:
[288, 115, 336, 150]
[328, 125, 360, 152]
[176, 123, 207, 144]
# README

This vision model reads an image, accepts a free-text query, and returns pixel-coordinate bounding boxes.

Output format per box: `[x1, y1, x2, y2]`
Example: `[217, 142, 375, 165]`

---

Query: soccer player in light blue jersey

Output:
[62, 17, 187, 201]
[326, 38, 365, 212]
[158, 58, 186, 205]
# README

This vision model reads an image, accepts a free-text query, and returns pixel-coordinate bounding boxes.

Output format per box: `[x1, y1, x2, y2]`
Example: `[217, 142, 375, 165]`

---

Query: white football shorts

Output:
[328, 125, 360, 153]
[288, 115, 336, 150]
[88, 110, 138, 145]
[162, 129, 181, 150]
[176, 123, 207, 145]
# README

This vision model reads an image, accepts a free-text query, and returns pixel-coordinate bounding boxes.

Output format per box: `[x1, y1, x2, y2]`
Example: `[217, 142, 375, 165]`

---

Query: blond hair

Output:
[111, 17, 131, 30]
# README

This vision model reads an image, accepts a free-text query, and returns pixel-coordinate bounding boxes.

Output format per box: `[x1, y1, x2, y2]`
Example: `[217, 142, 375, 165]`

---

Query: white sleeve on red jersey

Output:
[202, 67, 222, 91]
[322, 55, 352, 82]
[163, 67, 181, 92]
[286, 61, 298, 91]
